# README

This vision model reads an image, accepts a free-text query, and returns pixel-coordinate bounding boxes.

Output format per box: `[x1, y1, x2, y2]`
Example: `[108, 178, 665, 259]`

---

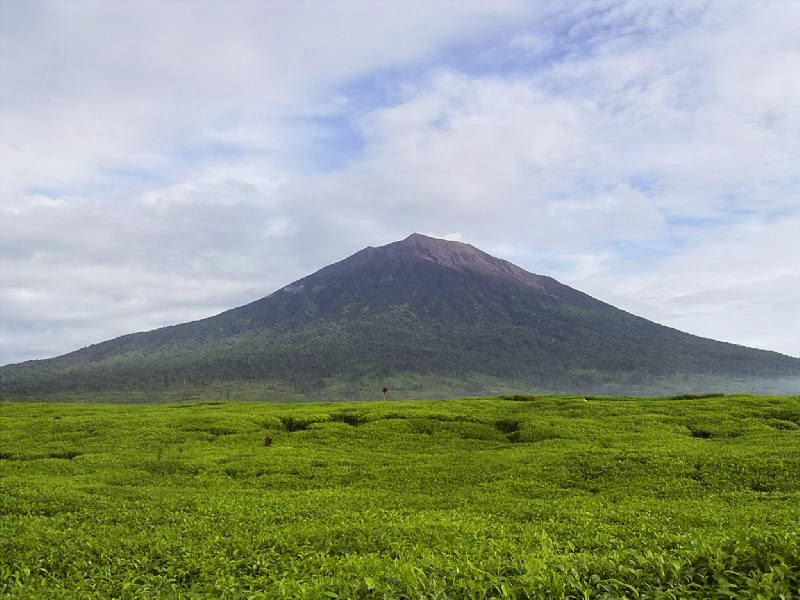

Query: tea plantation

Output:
[1, 395, 799, 598]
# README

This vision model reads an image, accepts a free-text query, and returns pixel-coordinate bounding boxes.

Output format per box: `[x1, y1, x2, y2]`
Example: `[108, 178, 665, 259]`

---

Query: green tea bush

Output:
[1, 395, 798, 598]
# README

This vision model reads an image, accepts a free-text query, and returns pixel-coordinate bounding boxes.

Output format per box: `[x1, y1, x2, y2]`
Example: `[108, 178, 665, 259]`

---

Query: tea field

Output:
[1, 395, 799, 598]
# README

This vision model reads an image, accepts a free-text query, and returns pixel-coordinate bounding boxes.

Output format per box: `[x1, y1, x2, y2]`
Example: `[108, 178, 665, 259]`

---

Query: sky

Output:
[1, 0, 799, 365]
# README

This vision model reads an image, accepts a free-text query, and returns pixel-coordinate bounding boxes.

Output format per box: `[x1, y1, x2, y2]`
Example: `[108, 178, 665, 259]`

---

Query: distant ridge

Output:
[4, 233, 800, 399]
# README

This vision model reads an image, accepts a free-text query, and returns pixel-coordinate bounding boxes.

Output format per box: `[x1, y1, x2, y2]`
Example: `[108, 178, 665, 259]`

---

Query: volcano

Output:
[5, 233, 799, 399]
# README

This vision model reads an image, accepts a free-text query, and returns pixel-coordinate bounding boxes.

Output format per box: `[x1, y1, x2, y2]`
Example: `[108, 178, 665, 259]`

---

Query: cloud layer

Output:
[2, 0, 799, 364]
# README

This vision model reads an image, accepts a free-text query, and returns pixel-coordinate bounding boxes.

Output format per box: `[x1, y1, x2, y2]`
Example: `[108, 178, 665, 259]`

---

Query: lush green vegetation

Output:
[2, 395, 799, 598]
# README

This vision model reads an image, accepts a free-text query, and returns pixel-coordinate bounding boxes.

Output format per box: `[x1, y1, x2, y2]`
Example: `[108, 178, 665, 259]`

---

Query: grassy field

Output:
[1, 394, 799, 598]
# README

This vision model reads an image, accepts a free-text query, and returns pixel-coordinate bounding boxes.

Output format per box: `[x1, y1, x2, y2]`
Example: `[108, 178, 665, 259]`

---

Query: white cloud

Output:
[571, 214, 800, 357]
[1, 1, 535, 195]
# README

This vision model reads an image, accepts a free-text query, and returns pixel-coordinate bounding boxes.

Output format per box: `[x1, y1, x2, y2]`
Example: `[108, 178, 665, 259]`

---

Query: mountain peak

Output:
[400, 232, 453, 245]
[395, 232, 477, 258]
[386, 233, 547, 290]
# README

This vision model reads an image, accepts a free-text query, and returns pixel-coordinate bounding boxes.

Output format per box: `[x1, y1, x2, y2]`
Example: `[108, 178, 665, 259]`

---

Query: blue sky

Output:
[1, 0, 799, 364]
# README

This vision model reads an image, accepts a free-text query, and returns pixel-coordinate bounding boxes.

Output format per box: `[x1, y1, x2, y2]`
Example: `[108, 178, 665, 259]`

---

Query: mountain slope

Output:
[4, 233, 800, 398]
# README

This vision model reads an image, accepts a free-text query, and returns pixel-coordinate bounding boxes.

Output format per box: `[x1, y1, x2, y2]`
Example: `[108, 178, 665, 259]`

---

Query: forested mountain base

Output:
[1, 395, 799, 598]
